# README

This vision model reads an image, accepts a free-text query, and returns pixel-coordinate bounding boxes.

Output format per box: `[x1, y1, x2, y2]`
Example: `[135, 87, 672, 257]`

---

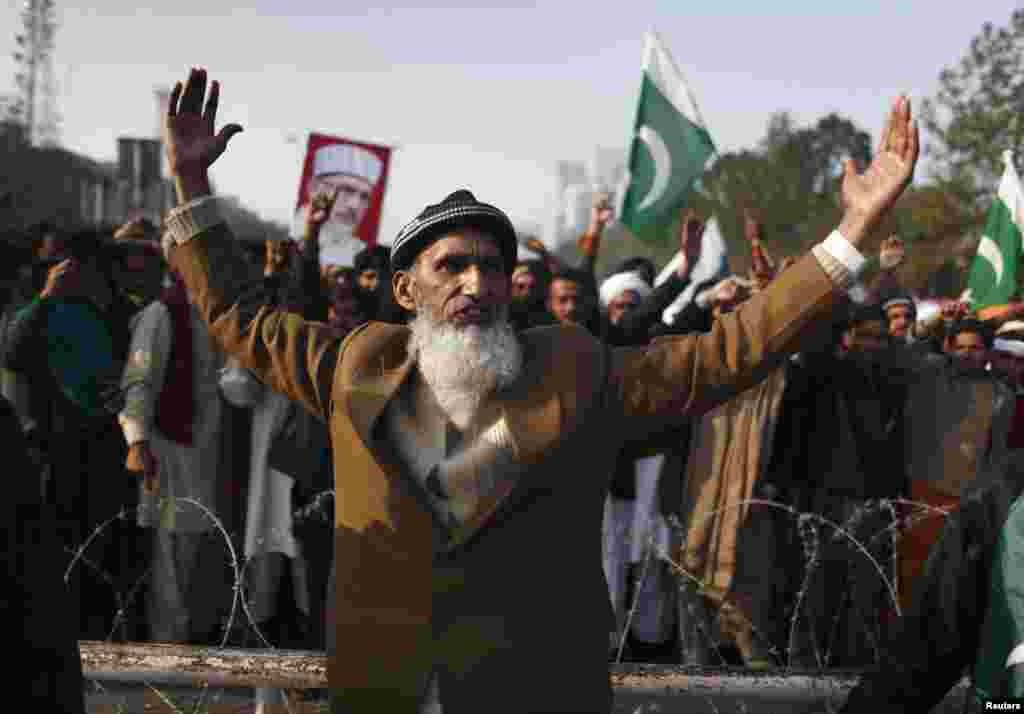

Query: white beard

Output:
[292, 209, 360, 267]
[409, 305, 524, 429]
[318, 219, 356, 247]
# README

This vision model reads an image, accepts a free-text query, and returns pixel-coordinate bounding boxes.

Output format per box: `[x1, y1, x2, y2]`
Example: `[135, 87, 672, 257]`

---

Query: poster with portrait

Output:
[291, 133, 392, 268]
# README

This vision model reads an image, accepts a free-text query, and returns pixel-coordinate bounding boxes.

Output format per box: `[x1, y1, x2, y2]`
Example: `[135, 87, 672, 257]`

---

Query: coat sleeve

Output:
[0, 297, 46, 374]
[609, 252, 840, 438]
[282, 238, 330, 323]
[118, 302, 173, 446]
[840, 485, 999, 713]
[165, 198, 343, 423]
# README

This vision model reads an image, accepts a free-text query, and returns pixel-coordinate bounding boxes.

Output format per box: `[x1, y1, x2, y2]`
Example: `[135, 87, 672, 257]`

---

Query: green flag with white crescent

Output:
[962, 151, 1024, 310]
[618, 32, 716, 245]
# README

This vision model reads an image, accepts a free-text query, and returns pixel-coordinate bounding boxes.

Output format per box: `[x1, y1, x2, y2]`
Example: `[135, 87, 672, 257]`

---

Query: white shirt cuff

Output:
[821, 230, 867, 278]
[810, 229, 866, 290]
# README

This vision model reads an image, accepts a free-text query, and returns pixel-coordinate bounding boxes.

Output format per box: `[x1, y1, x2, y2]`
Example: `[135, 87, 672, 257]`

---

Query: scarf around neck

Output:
[154, 272, 195, 445]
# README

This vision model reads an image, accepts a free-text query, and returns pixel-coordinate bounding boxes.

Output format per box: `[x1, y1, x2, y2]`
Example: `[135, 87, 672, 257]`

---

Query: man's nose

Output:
[461, 265, 484, 296]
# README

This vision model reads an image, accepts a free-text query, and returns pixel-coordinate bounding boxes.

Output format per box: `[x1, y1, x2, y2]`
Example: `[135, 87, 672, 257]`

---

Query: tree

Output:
[696, 111, 872, 262]
[920, 9, 1024, 208]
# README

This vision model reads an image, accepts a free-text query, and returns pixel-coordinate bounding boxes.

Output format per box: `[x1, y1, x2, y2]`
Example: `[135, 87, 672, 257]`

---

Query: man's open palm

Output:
[840, 96, 919, 239]
[164, 68, 243, 179]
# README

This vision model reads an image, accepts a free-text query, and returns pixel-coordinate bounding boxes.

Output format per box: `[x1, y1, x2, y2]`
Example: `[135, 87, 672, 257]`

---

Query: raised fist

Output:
[306, 187, 340, 231]
[879, 236, 905, 270]
[591, 193, 614, 230]
[677, 209, 705, 277]
[743, 211, 762, 244]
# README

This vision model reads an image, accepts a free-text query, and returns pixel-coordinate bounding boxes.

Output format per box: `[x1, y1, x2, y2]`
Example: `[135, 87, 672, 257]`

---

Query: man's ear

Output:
[393, 269, 417, 312]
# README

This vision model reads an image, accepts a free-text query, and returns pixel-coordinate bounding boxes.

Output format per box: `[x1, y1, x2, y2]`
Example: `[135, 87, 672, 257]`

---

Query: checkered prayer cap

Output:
[390, 190, 517, 274]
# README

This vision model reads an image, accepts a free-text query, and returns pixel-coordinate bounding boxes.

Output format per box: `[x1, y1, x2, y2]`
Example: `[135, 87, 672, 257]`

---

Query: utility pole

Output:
[10, 0, 60, 147]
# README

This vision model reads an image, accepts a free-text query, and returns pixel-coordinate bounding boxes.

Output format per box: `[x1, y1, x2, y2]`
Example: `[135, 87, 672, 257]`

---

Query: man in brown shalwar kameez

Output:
[158, 67, 918, 714]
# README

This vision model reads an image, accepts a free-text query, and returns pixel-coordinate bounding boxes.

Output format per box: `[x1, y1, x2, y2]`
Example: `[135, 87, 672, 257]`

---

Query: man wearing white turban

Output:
[599, 271, 652, 327]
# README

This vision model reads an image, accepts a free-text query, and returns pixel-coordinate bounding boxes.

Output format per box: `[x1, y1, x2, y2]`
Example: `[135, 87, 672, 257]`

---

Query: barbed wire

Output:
[68, 489, 958, 710]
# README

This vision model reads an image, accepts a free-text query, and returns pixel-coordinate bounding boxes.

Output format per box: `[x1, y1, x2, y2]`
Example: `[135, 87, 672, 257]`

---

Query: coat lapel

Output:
[445, 337, 567, 549]
[339, 325, 578, 551]
[341, 344, 458, 537]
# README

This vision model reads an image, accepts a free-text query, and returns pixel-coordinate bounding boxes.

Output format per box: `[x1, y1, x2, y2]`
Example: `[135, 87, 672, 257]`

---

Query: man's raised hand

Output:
[677, 209, 704, 278]
[164, 68, 243, 202]
[591, 192, 614, 232]
[879, 236, 906, 270]
[839, 95, 919, 249]
[305, 187, 340, 235]
[743, 210, 762, 245]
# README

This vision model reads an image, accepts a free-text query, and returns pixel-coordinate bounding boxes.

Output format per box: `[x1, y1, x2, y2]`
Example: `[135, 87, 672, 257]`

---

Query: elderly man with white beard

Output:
[159, 67, 919, 714]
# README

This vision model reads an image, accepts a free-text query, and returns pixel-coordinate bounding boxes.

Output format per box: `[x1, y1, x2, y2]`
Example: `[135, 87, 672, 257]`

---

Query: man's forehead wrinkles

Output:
[429, 235, 502, 261]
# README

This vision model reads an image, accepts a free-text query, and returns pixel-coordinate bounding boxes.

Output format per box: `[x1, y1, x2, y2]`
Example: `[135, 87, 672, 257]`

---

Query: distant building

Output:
[0, 125, 174, 232]
[547, 148, 626, 248]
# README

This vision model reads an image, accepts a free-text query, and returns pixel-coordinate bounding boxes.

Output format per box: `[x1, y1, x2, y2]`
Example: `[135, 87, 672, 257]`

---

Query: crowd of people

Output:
[5, 68, 1023, 712]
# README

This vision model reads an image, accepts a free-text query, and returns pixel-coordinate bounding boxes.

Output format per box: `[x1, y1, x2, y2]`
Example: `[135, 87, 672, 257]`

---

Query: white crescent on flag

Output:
[636, 125, 671, 212]
[1006, 642, 1024, 668]
[977, 234, 1006, 287]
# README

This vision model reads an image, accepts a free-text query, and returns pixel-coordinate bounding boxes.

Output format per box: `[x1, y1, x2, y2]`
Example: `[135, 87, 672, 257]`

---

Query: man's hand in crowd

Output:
[716, 280, 740, 307]
[839, 95, 919, 250]
[264, 240, 294, 277]
[879, 236, 905, 270]
[40, 258, 83, 300]
[941, 300, 970, 322]
[304, 186, 340, 240]
[164, 67, 244, 203]
[589, 192, 614, 234]
[743, 210, 762, 245]
[1006, 300, 1024, 319]
[524, 236, 550, 257]
[677, 209, 705, 278]
[126, 441, 159, 495]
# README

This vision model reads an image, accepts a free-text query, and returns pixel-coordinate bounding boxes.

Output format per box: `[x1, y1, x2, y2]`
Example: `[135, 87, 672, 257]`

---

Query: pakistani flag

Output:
[962, 151, 1024, 310]
[618, 32, 716, 245]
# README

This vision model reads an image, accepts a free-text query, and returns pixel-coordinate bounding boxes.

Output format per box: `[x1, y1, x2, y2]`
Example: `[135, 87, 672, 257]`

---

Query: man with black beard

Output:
[508, 258, 555, 332]
[159, 68, 918, 713]
[352, 244, 405, 323]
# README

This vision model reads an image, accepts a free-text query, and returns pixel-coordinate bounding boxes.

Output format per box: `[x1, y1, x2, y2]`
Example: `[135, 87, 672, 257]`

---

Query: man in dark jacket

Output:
[841, 465, 1024, 711]
[1, 393, 86, 713]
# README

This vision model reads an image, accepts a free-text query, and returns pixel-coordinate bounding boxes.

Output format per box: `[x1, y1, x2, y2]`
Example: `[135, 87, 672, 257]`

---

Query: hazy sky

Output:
[1, 1, 1019, 242]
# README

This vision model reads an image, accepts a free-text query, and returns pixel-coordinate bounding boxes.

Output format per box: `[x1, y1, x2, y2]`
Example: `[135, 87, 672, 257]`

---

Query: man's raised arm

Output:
[612, 95, 920, 434]
[160, 68, 341, 421]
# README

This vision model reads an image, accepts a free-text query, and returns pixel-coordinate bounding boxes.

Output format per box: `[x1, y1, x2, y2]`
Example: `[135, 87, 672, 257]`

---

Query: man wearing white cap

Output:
[292, 142, 384, 269]
[599, 271, 651, 328]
